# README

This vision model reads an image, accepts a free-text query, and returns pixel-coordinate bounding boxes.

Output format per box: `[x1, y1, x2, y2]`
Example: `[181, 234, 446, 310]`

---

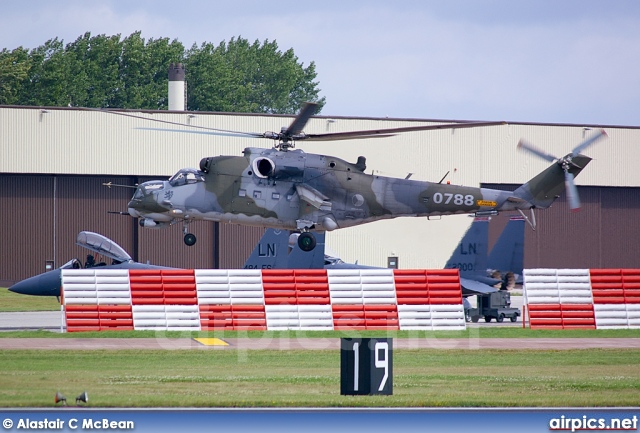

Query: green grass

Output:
[0, 288, 61, 312]
[1, 348, 639, 407]
[1, 327, 640, 339]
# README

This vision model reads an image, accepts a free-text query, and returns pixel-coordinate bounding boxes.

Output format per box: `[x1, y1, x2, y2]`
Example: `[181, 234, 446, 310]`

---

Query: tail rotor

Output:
[517, 129, 608, 211]
[572, 129, 608, 157]
[564, 171, 580, 211]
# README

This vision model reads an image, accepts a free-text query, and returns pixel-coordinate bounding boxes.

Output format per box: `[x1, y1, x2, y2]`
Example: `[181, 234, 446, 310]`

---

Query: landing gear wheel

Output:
[184, 233, 197, 246]
[297, 232, 316, 252]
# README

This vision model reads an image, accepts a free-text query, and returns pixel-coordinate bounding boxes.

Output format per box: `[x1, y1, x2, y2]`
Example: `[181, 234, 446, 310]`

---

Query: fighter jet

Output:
[8, 231, 171, 298]
[9, 229, 326, 297]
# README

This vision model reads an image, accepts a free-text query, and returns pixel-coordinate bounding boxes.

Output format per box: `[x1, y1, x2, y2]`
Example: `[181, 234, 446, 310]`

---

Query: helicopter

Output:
[115, 102, 607, 251]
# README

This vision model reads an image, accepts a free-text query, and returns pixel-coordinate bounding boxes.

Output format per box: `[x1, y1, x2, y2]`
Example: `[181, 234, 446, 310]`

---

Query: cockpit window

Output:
[136, 180, 164, 197]
[169, 168, 205, 187]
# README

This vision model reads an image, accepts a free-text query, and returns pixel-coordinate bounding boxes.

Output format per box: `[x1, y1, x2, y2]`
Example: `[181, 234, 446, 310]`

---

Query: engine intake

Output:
[200, 157, 212, 173]
[252, 157, 275, 178]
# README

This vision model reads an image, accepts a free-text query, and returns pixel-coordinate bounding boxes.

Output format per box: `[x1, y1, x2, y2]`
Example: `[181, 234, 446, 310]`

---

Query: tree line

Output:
[0, 31, 325, 114]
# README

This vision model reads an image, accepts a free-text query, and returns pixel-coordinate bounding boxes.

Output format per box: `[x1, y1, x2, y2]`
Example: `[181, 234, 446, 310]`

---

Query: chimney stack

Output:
[168, 63, 186, 111]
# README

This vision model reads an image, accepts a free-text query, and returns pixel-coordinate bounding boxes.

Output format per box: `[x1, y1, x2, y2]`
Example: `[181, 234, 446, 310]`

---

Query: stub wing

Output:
[295, 184, 332, 211]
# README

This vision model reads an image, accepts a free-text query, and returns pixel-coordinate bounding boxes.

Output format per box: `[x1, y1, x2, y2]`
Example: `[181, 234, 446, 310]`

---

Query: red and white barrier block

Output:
[61, 268, 465, 332]
[523, 268, 640, 329]
[590, 269, 640, 329]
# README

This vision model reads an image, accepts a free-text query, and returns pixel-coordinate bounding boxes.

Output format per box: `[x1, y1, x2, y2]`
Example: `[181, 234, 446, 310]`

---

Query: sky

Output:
[2, 0, 640, 126]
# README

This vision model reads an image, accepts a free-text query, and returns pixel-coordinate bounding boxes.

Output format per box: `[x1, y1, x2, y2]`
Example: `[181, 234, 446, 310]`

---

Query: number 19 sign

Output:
[340, 338, 393, 395]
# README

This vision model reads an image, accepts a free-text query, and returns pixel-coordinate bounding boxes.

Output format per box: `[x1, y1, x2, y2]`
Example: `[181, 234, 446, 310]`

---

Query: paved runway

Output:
[0, 311, 63, 332]
[1, 305, 639, 351]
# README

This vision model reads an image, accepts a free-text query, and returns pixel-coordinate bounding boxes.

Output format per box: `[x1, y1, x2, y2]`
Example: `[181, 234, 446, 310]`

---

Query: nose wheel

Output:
[297, 232, 316, 252]
[184, 233, 197, 246]
[183, 222, 196, 246]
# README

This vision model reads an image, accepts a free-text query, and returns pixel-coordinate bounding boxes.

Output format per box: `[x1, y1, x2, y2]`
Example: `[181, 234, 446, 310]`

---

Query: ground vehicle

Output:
[468, 290, 520, 323]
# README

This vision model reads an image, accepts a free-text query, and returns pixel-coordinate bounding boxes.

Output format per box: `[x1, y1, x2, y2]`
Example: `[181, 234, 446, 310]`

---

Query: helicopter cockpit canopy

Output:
[169, 168, 205, 187]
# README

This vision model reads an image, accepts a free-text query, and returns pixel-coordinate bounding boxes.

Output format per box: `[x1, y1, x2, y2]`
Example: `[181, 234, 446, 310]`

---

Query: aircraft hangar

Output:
[1, 104, 639, 286]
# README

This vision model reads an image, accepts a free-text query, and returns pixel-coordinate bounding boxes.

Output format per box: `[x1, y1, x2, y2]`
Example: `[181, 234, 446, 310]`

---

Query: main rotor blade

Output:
[97, 105, 506, 143]
[135, 127, 263, 139]
[572, 129, 608, 156]
[516, 139, 558, 162]
[564, 171, 581, 211]
[98, 108, 266, 138]
[284, 102, 318, 137]
[302, 121, 507, 141]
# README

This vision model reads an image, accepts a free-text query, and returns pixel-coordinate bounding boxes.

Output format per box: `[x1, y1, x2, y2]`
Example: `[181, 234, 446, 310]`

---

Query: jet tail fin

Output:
[242, 229, 327, 269]
[287, 232, 326, 269]
[444, 217, 490, 278]
[487, 216, 525, 284]
[242, 229, 290, 269]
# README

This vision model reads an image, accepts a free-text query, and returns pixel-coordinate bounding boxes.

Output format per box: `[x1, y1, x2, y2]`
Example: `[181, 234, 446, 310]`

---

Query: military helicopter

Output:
[117, 102, 607, 251]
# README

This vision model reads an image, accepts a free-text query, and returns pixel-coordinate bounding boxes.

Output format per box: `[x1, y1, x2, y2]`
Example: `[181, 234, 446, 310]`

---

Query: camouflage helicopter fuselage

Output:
[127, 146, 591, 247]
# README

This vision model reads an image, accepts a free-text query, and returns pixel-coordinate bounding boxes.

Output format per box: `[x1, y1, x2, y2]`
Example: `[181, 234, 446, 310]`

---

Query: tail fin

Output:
[512, 154, 591, 209]
[487, 216, 525, 284]
[287, 232, 326, 269]
[242, 229, 290, 269]
[444, 217, 490, 278]
[512, 129, 606, 210]
[243, 229, 327, 269]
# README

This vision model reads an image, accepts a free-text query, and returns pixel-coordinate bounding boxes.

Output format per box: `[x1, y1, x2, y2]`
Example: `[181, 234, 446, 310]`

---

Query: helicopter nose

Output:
[8, 270, 61, 297]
